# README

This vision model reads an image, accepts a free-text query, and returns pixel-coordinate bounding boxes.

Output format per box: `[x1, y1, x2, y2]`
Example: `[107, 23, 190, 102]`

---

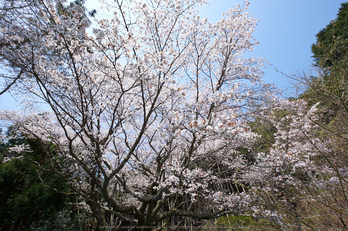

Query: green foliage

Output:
[0, 130, 84, 231]
[312, 3, 348, 68]
[30, 210, 85, 231]
[202, 215, 278, 231]
[302, 2, 348, 124]
[249, 119, 276, 154]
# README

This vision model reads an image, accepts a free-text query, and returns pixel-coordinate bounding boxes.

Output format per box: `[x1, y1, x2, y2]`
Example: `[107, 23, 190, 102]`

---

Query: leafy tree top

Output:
[312, 2, 348, 68]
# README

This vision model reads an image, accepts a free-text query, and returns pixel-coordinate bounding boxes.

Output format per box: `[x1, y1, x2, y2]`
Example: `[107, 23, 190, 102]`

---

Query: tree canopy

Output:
[312, 2, 348, 68]
[0, 130, 84, 231]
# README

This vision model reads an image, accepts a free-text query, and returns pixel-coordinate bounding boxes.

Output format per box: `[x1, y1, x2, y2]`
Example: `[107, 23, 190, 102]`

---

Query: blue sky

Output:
[0, 0, 346, 109]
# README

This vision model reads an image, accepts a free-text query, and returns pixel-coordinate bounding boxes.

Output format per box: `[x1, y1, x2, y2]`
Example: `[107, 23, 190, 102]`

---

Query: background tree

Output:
[0, 128, 88, 231]
[312, 2, 348, 69]
[305, 2, 348, 121]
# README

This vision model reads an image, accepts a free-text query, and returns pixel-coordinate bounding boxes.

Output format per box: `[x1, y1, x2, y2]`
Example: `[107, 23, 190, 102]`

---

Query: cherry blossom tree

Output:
[243, 99, 321, 228]
[245, 97, 348, 229]
[0, 0, 273, 229]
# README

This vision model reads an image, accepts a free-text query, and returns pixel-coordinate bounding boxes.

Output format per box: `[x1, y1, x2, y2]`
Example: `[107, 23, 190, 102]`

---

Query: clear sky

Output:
[0, 0, 346, 110]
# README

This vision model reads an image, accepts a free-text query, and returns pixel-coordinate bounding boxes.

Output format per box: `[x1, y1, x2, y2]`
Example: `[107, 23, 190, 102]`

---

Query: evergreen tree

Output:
[312, 2, 348, 68]
[301, 2, 348, 123]
[0, 129, 86, 231]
